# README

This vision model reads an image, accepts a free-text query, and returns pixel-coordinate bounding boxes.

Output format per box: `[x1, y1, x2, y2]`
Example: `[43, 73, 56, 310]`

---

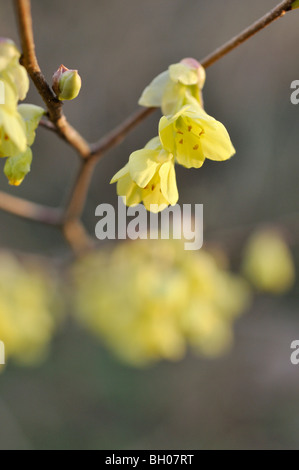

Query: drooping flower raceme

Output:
[0, 252, 63, 369]
[112, 57, 236, 212]
[71, 240, 251, 367]
[0, 38, 45, 185]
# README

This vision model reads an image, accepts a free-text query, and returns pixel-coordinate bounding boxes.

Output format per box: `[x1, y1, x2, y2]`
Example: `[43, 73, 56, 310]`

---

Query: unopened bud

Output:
[52, 65, 82, 101]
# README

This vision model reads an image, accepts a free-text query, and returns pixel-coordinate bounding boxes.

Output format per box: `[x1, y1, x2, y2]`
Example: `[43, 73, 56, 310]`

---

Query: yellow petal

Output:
[159, 116, 176, 154]
[145, 136, 161, 150]
[169, 63, 199, 86]
[18, 104, 45, 146]
[161, 82, 186, 115]
[138, 71, 169, 108]
[129, 149, 160, 188]
[4, 147, 32, 186]
[159, 161, 179, 206]
[110, 163, 130, 184]
[142, 187, 169, 213]
[117, 173, 142, 207]
[174, 115, 206, 169]
[199, 118, 236, 161]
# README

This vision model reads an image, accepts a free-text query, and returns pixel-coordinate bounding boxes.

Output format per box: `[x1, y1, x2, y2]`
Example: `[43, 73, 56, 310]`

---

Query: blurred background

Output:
[0, 0, 299, 450]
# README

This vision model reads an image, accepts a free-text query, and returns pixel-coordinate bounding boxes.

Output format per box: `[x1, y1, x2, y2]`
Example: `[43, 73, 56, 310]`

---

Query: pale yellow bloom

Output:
[111, 137, 179, 212]
[159, 105, 236, 169]
[18, 104, 45, 146]
[242, 230, 295, 294]
[139, 58, 206, 115]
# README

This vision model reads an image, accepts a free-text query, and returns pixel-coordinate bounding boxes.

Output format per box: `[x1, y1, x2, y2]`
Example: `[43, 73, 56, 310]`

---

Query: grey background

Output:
[0, 0, 299, 450]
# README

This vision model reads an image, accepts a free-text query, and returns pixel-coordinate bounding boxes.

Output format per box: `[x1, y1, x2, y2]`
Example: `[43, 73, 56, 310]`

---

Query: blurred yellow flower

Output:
[71, 240, 250, 367]
[0, 253, 63, 370]
[242, 229, 295, 294]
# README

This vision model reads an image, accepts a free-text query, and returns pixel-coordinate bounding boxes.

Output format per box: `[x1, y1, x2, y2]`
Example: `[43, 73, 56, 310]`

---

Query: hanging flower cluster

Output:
[0, 252, 62, 370]
[111, 58, 236, 213]
[71, 239, 250, 366]
[0, 39, 44, 185]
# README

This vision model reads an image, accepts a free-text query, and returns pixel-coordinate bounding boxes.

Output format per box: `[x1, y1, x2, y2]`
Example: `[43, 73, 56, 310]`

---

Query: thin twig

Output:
[63, 219, 96, 255]
[0, 191, 62, 225]
[14, 0, 91, 159]
[91, 107, 157, 159]
[39, 119, 57, 134]
[64, 158, 97, 223]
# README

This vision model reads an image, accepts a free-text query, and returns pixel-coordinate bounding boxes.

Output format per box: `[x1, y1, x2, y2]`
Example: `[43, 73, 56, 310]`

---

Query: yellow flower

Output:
[159, 105, 236, 169]
[111, 137, 179, 213]
[139, 58, 206, 115]
[242, 229, 295, 294]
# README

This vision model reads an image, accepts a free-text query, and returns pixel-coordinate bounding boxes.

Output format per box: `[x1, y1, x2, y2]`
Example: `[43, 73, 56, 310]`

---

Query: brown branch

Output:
[63, 219, 96, 255]
[64, 158, 97, 223]
[0, 191, 62, 225]
[14, 0, 90, 159]
[91, 107, 157, 159]
[200, 0, 294, 68]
